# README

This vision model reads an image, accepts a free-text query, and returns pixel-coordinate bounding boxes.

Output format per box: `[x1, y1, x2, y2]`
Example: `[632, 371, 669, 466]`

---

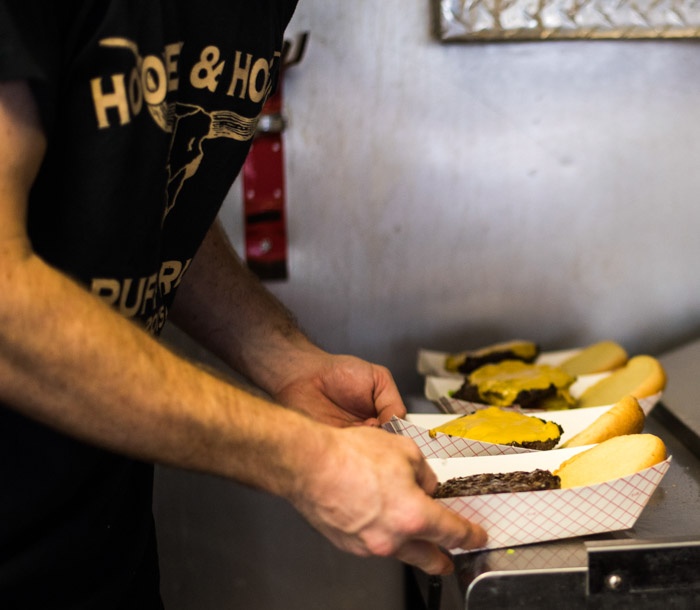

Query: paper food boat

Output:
[417, 346, 582, 378]
[382, 407, 618, 458]
[429, 448, 672, 553]
[423, 374, 662, 416]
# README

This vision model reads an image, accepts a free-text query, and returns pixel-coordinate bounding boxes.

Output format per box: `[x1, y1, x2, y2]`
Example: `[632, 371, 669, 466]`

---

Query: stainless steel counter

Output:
[408, 340, 700, 609]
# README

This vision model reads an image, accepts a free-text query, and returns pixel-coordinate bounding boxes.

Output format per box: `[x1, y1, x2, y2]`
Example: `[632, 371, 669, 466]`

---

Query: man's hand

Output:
[289, 424, 487, 575]
[168, 221, 405, 427]
[270, 351, 407, 427]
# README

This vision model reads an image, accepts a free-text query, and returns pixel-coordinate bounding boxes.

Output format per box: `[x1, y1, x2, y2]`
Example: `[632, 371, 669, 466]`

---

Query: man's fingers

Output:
[393, 510, 486, 575]
[393, 438, 488, 553]
[394, 540, 455, 575]
[411, 450, 440, 495]
[410, 495, 488, 554]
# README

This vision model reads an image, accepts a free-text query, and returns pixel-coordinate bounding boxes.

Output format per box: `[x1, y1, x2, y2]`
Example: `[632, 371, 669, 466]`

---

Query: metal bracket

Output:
[255, 113, 287, 135]
[587, 536, 700, 601]
[281, 32, 309, 68]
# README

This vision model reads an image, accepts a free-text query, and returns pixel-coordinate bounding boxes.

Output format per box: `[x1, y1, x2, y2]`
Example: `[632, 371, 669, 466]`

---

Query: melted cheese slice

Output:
[468, 360, 576, 408]
[428, 406, 562, 445]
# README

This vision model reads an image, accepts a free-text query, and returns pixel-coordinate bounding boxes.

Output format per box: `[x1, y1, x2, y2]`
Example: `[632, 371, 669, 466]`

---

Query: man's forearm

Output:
[169, 219, 323, 395]
[0, 80, 487, 576]
[0, 248, 326, 498]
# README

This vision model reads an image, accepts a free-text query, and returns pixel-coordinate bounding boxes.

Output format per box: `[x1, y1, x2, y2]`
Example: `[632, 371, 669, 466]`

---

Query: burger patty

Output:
[434, 469, 561, 498]
[452, 382, 559, 410]
[456, 347, 539, 375]
[445, 340, 541, 375]
[509, 438, 560, 451]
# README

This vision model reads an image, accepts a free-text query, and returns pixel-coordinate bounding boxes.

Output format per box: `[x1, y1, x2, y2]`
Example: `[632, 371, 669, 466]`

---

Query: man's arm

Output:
[0, 79, 322, 482]
[169, 220, 407, 426]
[168, 218, 311, 391]
[0, 80, 486, 574]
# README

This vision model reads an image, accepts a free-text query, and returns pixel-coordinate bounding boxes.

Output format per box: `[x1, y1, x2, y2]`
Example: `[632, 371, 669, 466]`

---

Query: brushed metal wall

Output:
[233, 2, 700, 399]
[156, 1, 700, 609]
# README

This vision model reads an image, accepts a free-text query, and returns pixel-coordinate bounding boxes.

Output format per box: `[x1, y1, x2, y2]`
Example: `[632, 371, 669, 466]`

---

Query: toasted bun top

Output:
[577, 355, 666, 408]
[561, 395, 645, 448]
[553, 434, 666, 488]
[559, 340, 628, 376]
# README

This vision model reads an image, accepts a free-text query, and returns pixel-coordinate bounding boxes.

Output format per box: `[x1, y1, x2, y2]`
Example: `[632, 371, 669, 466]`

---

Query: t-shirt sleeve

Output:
[0, 1, 61, 133]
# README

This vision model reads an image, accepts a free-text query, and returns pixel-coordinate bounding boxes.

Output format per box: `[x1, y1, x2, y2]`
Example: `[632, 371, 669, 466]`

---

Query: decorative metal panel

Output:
[437, 0, 700, 41]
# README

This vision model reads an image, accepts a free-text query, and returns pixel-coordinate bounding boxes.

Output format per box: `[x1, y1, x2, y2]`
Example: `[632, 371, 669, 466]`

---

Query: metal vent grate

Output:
[437, 0, 700, 41]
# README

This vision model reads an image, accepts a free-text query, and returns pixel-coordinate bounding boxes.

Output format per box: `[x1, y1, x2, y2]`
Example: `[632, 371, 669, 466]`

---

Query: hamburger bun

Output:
[560, 395, 644, 448]
[558, 340, 628, 376]
[553, 434, 666, 488]
[576, 355, 666, 408]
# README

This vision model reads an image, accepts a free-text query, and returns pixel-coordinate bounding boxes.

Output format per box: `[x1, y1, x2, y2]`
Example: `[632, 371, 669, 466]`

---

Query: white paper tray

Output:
[428, 449, 672, 553]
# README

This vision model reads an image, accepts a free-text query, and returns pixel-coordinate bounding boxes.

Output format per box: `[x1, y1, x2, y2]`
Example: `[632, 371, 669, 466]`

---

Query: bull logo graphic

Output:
[96, 37, 275, 220]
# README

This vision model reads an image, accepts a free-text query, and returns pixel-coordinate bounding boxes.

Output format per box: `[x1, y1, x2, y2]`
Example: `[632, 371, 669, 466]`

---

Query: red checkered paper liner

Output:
[382, 416, 533, 458]
[431, 457, 672, 553]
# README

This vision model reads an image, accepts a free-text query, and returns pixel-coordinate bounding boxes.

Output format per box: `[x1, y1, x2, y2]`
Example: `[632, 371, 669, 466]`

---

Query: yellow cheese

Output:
[467, 360, 576, 408]
[428, 406, 563, 446]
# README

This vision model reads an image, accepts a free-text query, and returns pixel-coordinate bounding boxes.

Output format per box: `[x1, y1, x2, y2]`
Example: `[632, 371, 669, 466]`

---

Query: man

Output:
[0, 2, 486, 607]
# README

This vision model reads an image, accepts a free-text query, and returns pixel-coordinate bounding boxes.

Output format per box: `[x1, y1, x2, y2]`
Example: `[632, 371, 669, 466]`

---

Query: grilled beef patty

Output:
[434, 469, 561, 498]
[453, 382, 560, 410]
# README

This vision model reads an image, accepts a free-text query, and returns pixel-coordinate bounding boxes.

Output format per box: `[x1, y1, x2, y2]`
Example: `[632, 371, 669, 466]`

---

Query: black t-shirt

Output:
[0, 1, 298, 607]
